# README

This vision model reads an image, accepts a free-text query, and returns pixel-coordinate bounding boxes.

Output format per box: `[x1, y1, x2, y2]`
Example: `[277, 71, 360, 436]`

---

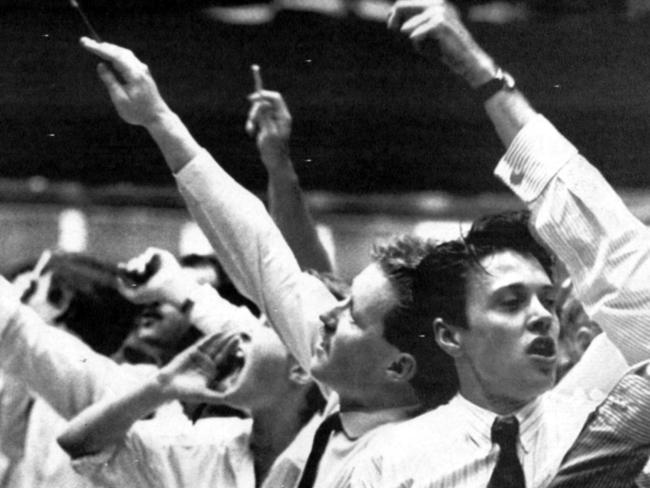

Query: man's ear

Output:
[434, 318, 462, 358]
[575, 326, 598, 356]
[386, 353, 417, 383]
[288, 362, 312, 386]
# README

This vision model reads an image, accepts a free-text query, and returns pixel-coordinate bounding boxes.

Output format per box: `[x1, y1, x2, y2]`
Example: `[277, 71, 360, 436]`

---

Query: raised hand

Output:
[246, 90, 293, 170]
[79, 37, 172, 127]
[117, 247, 198, 308]
[157, 331, 241, 404]
[388, 0, 496, 87]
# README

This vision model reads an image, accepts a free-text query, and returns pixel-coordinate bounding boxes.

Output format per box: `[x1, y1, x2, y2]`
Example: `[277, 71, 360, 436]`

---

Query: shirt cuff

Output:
[494, 114, 579, 203]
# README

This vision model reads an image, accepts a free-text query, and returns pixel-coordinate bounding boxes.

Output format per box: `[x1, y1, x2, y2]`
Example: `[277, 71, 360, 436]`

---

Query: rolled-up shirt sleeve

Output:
[495, 114, 650, 365]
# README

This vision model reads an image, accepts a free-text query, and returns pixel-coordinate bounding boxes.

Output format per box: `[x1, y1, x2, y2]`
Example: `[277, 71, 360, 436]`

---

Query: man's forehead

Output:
[350, 264, 397, 313]
[471, 249, 552, 291]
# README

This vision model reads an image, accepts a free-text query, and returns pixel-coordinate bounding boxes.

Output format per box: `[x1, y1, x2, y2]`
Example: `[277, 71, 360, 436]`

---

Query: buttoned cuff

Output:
[494, 115, 578, 203]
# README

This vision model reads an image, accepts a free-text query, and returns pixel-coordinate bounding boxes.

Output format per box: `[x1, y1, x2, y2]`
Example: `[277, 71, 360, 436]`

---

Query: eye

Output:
[540, 295, 557, 311]
[499, 295, 523, 311]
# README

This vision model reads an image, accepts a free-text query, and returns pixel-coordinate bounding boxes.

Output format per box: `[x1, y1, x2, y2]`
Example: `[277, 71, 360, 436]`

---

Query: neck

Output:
[460, 387, 532, 415]
[250, 394, 306, 484]
[457, 366, 539, 415]
[338, 384, 421, 413]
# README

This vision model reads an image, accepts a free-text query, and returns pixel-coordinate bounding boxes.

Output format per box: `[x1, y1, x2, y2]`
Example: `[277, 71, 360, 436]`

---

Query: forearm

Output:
[58, 374, 170, 459]
[144, 111, 202, 174]
[176, 155, 333, 371]
[484, 88, 538, 149]
[0, 279, 141, 419]
[267, 162, 332, 273]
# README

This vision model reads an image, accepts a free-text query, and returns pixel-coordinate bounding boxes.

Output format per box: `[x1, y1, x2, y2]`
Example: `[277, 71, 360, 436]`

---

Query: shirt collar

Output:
[453, 393, 546, 454]
[338, 403, 422, 440]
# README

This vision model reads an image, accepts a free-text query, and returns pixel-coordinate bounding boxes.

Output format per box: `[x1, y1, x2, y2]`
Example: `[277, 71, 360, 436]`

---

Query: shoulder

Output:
[360, 403, 465, 467]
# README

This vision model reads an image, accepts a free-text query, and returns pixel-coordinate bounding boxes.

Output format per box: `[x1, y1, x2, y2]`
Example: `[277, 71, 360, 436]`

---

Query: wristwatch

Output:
[475, 67, 516, 102]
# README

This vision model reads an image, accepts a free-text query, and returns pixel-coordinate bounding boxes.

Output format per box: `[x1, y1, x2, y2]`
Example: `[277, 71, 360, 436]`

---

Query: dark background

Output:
[1, 0, 649, 195]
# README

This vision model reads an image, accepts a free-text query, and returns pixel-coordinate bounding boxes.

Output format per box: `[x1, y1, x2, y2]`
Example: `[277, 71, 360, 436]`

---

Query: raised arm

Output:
[0, 277, 148, 420]
[117, 247, 261, 336]
[58, 331, 239, 458]
[246, 89, 332, 273]
[80, 38, 336, 372]
[390, 0, 650, 365]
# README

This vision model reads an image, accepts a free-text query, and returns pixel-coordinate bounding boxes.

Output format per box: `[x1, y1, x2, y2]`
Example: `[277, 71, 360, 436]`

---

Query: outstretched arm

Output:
[246, 89, 332, 273]
[80, 38, 336, 374]
[0, 277, 150, 420]
[117, 247, 260, 336]
[58, 331, 239, 458]
[390, 0, 650, 366]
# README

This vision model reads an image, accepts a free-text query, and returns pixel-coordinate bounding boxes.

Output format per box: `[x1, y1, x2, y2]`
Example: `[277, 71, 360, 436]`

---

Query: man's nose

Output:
[527, 296, 554, 334]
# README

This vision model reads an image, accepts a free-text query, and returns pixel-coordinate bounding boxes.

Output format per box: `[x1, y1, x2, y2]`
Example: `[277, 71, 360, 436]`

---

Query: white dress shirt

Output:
[73, 410, 256, 488]
[0, 277, 155, 488]
[350, 334, 627, 488]
[348, 114, 646, 488]
[175, 153, 421, 488]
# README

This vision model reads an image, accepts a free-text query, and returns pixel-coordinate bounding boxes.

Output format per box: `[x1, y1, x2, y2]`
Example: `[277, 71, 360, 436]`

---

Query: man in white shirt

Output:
[348, 1, 650, 487]
[78, 36, 460, 488]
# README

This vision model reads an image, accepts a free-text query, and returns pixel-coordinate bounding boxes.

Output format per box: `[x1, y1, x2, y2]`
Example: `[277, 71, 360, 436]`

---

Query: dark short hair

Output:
[414, 210, 554, 331]
[372, 235, 459, 408]
[44, 253, 142, 356]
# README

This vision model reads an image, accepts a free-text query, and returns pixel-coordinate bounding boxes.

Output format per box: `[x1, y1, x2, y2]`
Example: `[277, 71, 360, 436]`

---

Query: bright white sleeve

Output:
[0, 277, 149, 419]
[175, 151, 336, 374]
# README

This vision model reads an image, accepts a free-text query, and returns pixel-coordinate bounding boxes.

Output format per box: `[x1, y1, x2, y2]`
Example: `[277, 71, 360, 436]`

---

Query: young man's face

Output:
[310, 263, 401, 404]
[458, 249, 559, 410]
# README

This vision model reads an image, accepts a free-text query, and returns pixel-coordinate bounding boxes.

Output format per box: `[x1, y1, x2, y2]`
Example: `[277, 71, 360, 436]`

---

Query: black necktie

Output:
[297, 413, 342, 488]
[487, 415, 526, 488]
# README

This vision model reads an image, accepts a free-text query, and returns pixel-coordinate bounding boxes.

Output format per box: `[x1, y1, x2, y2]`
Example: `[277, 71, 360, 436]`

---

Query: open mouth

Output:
[211, 345, 246, 392]
[526, 337, 556, 359]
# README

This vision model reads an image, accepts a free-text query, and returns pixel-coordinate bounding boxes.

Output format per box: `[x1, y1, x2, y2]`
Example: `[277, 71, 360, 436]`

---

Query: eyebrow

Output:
[493, 282, 555, 296]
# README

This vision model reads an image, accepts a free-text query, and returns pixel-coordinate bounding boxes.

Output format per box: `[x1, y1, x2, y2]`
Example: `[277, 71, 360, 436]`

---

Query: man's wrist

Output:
[143, 108, 178, 134]
[462, 52, 499, 89]
[149, 373, 176, 402]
